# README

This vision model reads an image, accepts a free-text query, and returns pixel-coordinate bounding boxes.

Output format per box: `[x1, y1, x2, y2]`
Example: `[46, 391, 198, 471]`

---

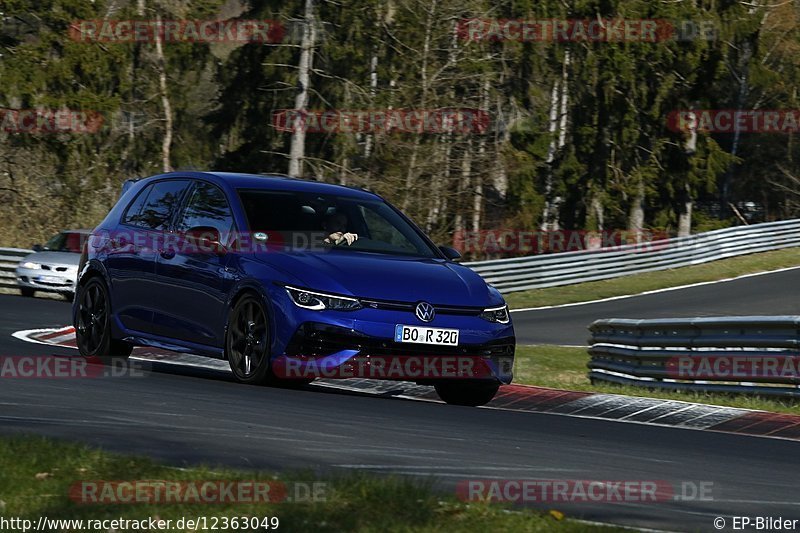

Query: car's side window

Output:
[123, 180, 190, 231]
[121, 185, 153, 226]
[176, 181, 235, 241]
[359, 205, 417, 252]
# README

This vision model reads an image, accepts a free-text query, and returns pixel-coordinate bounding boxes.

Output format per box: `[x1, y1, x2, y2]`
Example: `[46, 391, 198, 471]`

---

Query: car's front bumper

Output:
[266, 283, 516, 384]
[16, 266, 78, 293]
[274, 321, 515, 384]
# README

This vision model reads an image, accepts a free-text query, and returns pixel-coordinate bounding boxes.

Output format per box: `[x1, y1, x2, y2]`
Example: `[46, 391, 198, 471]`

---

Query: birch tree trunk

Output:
[590, 195, 604, 231]
[557, 50, 570, 151]
[721, 5, 761, 212]
[426, 135, 452, 232]
[338, 157, 349, 186]
[492, 94, 513, 200]
[721, 44, 750, 210]
[363, 52, 378, 161]
[628, 178, 645, 238]
[472, 73, 491, 232]
[401, 0, 436, 210]
[288, 0, 317, 177]
[540, 80, 560, 231]
[454, 141, 472, 235]
[148, 11, 172, 172]
[541, 50, 570, 231]
[677, 183, 693, 237]
[678, 111, 698, 237]
[427, 17, 460, 230]
[471, 158, 483, 232]
[154, 13, 172, 172]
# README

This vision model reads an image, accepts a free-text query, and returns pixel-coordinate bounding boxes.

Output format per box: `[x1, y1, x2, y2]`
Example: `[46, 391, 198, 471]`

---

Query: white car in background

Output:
[16, 230, 89, 300]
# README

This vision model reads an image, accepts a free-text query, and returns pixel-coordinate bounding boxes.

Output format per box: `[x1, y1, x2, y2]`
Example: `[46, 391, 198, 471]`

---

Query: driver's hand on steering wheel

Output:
[324, 232, 358, 246]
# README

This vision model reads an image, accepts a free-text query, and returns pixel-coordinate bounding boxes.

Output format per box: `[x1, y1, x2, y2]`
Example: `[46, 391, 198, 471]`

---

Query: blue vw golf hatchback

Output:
[73, 172, 515, 405]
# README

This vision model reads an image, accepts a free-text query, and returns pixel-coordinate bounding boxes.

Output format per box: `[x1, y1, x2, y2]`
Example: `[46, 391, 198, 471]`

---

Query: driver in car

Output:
[323, 211, 358, 246]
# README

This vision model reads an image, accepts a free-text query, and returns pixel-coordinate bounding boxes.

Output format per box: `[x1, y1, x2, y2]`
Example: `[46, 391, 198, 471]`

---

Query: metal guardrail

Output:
[0, 248, 32, 289]
[2, 218, 799, 294]
[465, 219, 800, 293]
[588, 316, 800, 397]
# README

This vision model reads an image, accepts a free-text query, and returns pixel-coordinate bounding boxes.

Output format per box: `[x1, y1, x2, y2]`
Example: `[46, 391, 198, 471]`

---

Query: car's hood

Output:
[254, 251, 502, 307]
[20, 251, 81, 266]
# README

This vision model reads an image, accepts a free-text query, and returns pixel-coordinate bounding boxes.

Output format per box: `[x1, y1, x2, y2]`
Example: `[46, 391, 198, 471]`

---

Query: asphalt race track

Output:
[513, 267, 800, 345]
[2, 269, 800, 531]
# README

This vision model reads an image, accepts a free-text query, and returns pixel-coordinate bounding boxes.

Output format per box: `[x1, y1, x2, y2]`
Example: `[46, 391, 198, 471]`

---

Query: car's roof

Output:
[139, 171, 380, 200]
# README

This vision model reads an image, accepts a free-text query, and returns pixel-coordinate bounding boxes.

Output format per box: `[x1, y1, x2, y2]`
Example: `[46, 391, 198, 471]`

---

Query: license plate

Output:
[36, 275, 61, 283]
[395, 325, 459, 346]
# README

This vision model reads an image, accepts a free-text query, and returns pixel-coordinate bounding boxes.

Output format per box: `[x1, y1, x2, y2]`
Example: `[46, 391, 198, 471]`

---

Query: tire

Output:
[226, 294, 273, 385]
[225, 294, 314, 388]
[74, 277, 132, 361]
[19, 287, 35, 297]
[434, 381, 500, 407]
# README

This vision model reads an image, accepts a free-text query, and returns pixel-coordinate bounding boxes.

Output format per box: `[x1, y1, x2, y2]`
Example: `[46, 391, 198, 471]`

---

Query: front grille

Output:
[285, 323, 515, 359]
[358, 298, 484, 316]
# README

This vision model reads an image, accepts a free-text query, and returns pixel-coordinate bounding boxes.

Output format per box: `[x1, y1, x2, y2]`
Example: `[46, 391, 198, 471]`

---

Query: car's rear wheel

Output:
[434, 381, 500, 407]
[75, 277, 132, 361]
[226, 294, 272, 384]
[19, 287, 35, 297]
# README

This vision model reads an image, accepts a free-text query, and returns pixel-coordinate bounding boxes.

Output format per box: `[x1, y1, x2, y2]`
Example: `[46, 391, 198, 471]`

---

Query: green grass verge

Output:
[0, 436, 625, 532]
[504, 248, 800, 309]
[514, 345, 800, 415]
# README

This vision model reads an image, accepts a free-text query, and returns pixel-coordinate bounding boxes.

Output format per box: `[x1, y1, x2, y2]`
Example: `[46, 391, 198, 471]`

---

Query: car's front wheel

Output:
[75, 277, 132, 361]
[434, 381, 500, 407]
[226, 294, 314, 387]
[19, 287, 35, 297]
[226, 294, 272, 385]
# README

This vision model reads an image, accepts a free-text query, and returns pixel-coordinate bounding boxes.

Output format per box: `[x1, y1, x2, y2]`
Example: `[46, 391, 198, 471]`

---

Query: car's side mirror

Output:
[438, 245, 462, 261]
[185, 226, 226, 256]
[32, 244, 43, 252]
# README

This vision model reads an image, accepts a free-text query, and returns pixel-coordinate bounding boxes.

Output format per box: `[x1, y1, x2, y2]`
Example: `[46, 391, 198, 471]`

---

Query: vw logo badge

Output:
[415, 301, 435, 322]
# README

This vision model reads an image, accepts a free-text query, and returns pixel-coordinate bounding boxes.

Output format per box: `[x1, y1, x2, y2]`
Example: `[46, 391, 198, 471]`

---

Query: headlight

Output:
[20, 261, 41, 270]
[480, 305, 510, 324]
[285, 285, 362, 311]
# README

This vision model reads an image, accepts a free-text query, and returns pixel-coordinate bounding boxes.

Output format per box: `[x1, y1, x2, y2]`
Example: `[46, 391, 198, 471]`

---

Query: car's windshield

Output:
[238, 189, 439, 258]
[42, 232, 84, 253]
